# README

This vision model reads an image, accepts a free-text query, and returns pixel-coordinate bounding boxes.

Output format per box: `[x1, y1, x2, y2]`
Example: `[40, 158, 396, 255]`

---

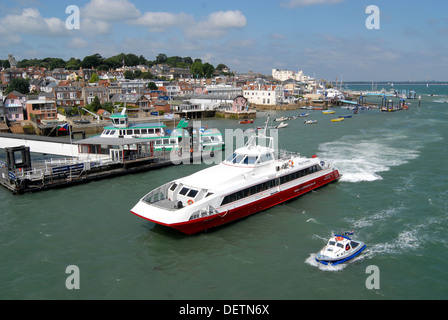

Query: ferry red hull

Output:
[131, 170, 340, 235]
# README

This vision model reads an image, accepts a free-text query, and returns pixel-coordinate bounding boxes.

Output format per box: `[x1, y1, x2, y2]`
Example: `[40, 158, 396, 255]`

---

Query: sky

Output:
[0, 0, 447, 81]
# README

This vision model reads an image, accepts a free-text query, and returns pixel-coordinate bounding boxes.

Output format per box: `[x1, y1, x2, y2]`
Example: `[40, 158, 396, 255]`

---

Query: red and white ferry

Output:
[131, 122, 340, 235]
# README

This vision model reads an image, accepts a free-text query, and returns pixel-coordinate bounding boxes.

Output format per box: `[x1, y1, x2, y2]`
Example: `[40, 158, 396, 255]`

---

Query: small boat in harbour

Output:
[331, 118, 344, 122]
[239, 119, 254, 124]
[274, 122, 288, 129]
[274, 117, 288, 122]
[299, 113, 309, 117]
[322, 110, 335, 114]
[315, 234, 366, 266]
[339, 115, 352, 119]
[304, 120, 317, 124]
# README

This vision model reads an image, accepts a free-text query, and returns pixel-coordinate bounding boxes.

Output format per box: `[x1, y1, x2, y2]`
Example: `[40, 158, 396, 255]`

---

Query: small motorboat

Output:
[240, 119, 254, 124]
[304, 120, 317, 124]
[331, 118, 344, 122]
[274, 122, 288, 129]
[73, 120, 91, 124]
[299, 113, 309, 117]
[339, 115, 352, 119]
[315, 234, 366, 266]
[322, 110, 335, 114]
[274, 117, 288, 122]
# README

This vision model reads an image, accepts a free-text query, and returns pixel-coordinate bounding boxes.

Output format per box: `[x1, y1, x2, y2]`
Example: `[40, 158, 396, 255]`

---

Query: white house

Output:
[242, 84, 284, 106]
[272, 68, 313, 83]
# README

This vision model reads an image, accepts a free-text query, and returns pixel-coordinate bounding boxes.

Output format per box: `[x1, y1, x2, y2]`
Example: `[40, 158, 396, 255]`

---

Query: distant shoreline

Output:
[344, 82, 448, 86]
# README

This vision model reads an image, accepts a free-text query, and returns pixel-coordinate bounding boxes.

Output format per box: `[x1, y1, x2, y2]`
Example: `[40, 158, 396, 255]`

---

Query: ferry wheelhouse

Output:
[100, 110, 224, 152]
[131, 122, 341, 235]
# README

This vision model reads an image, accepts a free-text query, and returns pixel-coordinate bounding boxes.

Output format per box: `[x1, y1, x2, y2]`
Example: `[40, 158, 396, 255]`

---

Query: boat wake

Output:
[305, 253, 346, 271]
[318, 134, 420, 183]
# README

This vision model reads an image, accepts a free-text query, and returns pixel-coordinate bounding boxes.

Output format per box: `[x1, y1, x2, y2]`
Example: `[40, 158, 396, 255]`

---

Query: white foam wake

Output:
[319, 136, 420, 183]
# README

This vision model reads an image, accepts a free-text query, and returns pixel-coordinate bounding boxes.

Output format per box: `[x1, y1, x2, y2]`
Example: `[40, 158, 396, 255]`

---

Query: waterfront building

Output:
[242, 84, 284, 106]
[272, 68, 314, 83]
[3, 92, 26, 122]
[204, 84, 242, 97]
[82, 86, 109, 105]
[26, 97, 57, 124]
[54, 85, 84, 107]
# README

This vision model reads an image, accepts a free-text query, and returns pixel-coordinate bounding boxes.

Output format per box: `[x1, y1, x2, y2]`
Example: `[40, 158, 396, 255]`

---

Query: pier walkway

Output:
[0, 132, 79, 158]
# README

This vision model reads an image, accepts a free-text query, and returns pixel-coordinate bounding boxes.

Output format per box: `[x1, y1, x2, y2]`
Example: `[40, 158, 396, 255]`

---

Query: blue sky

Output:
[0, 0, 447, 81]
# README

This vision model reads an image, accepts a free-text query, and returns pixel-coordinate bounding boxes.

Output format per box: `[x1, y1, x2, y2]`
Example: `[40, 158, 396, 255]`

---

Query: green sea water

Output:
[1, 85, 447, 300]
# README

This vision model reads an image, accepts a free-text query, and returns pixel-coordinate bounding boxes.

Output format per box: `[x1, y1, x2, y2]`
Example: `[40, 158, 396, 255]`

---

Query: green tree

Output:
[89, 73, 99, 83]
[216, 64, 228, 72]
[202, 63, 215, 78]
[6, 77, 30, 94]
[133, 70, 142, 78]
[190, 60, 203, 78]
[89, 96, 101, 112]
[66, 57, 81, 70]
[141, 72, 154, 79]
[123, 70, 135, 80]
[96, 64, 109, 71]
[81, 53, 103, 68]
[155, 53, 167, 64]
[147, 82, 158, 90]
[48, 58, 66, 70]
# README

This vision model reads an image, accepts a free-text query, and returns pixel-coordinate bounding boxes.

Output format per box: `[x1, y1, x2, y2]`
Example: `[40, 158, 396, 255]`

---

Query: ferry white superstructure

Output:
[131, 121, 340, 234]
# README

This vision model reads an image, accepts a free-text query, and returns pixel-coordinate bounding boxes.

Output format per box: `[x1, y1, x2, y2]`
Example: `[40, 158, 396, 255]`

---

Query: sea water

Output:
[0, 85, 447, 300]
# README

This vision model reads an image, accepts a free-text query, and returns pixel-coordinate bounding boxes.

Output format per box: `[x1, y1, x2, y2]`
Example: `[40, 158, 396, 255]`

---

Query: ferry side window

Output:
[169, 183, 178, 191]
[127, 129, 132, 135]
[179, 187, 189, 196]
[187, 189, 198, 198]
[141, 129, 147, 134]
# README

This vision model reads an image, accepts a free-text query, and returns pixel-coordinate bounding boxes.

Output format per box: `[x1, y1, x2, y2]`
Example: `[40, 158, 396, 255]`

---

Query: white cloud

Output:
[0, 8, 67, 37]
[132, 9, 247, 39]
[206, 10, 247, 29]
[82, 0, 141, 21]
[66, 37, 89, 49]
[132, 12, 194, 32]
[184, 10, 247, 39]
[80, 18, 112, 36]
[282, 0, 345, 8]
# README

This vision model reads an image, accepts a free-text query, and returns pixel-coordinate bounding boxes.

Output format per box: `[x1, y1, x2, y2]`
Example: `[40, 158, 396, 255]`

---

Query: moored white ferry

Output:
[131, 121, 340, 234]
[99, 110, 224, 152]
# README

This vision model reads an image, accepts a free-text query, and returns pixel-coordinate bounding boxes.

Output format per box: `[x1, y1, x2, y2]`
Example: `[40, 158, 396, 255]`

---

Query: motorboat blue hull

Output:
[316, 244, 366, 266]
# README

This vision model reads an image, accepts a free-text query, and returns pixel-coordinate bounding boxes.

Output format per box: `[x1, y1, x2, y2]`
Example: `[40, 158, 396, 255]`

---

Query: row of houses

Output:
[0, 91, 57, 124]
